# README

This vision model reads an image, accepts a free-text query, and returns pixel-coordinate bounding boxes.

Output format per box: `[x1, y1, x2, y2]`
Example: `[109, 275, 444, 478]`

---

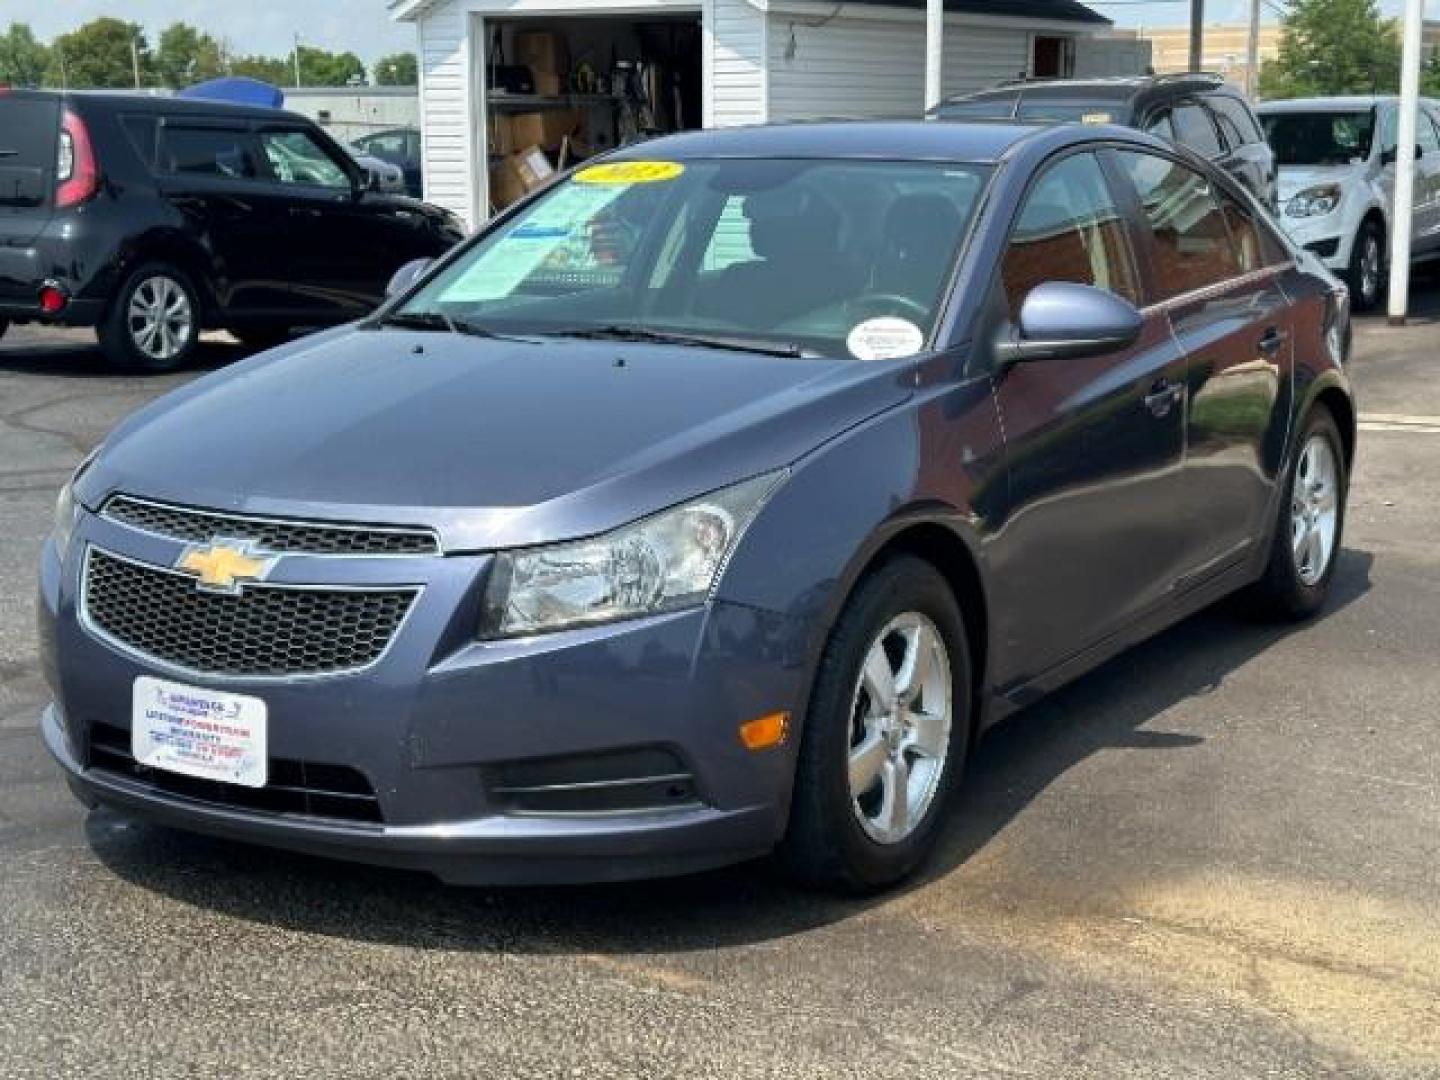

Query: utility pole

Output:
[925, 0, 943, 111]
[1388, 0, 1425, 325]
[131, 33, 142, 89]
[1245, 0, 1262, 99]
[1189, 0, 1205, 72]
[293, 33, 303, 89]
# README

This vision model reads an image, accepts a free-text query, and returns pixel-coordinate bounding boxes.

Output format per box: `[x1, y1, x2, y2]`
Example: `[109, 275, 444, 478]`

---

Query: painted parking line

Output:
[1358, 413, 1440, 434]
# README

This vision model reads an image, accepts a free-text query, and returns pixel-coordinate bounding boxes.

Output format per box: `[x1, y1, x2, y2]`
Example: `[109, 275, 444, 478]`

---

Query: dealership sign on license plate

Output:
[131, 676, 268, 788]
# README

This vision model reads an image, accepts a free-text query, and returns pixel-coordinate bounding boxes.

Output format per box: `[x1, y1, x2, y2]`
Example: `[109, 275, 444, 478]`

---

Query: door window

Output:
[1170, 103, 1223, 157]
[1145, 112, 1176, 142]
[1378, 105, 1398, 160]
[1001, 152, 1139, 317]
[1419, 114, 1440, 156]
[258, 130, 351, 188]
[1115, 151, 1239, 300]
[158, 126, 258, 179]
[1217, 190, 1288, 273]
[1208, 95, 1263, 147]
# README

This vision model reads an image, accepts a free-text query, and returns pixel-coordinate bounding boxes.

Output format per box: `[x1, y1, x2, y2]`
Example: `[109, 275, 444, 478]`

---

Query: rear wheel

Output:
[99, 263, 201, 372]
[1346, 219, 1383, 312]
[779, 556, 970, 892]
[1243, 408, 1348, 620]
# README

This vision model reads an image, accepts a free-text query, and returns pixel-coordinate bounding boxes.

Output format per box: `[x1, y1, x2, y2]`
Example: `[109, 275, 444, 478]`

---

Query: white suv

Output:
[1259, 95, 1440, 310]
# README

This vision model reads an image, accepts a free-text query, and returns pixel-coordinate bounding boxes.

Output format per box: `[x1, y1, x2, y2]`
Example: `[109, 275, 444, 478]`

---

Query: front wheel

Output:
[779, 556, 971, 892]
[1346, 220, 1383, 312]
[1243, 409, 1348, 620]
[99, 263, 201, 372]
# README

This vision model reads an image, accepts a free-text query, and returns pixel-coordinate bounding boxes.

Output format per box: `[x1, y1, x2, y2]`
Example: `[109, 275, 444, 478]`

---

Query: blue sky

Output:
[12, 0, 1439, 67]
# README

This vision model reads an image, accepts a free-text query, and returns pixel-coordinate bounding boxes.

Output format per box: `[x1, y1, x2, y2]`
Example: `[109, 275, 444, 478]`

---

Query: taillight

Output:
[55, 109, 98, 208]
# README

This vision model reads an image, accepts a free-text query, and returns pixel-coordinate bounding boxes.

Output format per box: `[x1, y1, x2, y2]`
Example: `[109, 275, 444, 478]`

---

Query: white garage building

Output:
[387, 0, 1121, 226]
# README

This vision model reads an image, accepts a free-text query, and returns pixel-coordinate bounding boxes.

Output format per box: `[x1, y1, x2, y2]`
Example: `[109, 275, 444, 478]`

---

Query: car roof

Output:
[53, 89, 311, 125]
[937, 74, 1234, 110]
[609, 120, 1052, 164]
[1256, 95, 1440, 112]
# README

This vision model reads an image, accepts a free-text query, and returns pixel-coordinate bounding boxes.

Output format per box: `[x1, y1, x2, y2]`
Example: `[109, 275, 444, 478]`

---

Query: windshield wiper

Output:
[374, 310, 515, 341]
[540, 325, 811, 358]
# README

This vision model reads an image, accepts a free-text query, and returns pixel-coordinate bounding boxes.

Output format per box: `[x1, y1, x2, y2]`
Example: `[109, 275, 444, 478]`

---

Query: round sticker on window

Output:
[575, 161, 685, 185]
[847, 317, 925, 361]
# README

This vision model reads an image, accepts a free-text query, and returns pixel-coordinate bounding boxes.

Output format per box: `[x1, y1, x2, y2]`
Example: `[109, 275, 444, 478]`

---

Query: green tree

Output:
[0, 22, 50, 87]
[154, 22, 225, 88]
[297, 46, 365, 87]
[373, 51, 417, 86]
[1258, 0, 1401, 99]
[229, 54, 290, 85]
[46, 18, 151, 89]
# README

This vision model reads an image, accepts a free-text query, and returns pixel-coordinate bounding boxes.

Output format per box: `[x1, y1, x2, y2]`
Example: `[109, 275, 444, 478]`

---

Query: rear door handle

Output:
[1258, 327, 1289, 356]
[1144, 379, 1183, 418]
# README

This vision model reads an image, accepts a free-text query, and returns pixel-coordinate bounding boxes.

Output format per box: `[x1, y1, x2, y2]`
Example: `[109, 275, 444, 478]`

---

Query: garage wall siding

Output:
[708, 0, 768, 126]
[765, 14, 1040, 122]
[417, 1, 473, 221]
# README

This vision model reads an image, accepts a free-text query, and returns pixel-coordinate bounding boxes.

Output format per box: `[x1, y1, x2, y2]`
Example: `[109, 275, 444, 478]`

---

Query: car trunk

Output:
[0, 94, 60, 303]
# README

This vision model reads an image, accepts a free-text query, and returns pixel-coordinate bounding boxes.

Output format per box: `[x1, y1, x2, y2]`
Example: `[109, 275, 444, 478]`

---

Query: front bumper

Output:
[38, 515, 811, 885]
[1277, 212, 1349, 271]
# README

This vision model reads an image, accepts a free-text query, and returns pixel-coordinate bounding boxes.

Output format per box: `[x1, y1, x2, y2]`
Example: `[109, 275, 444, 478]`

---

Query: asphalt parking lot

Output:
[2, 290, 1439, 1079]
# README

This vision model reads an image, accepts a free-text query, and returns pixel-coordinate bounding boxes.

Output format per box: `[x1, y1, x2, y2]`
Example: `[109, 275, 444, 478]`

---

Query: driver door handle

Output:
[1258, 327, 1290, 356]
[1144, 378, 1184, 418]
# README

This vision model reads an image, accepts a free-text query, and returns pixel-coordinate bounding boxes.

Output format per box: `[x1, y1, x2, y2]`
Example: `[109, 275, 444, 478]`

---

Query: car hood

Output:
[80, 326, 914, 551]
[1276, 162, 1365, 203]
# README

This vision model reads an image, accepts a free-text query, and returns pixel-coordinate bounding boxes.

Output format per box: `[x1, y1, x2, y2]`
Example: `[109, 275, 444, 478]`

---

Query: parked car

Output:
[39, 121, 1353, 892]
[352, 127, 423, 198]
[345, 146, 407, 195]
[932, 74, 1279, 212]
[0, 92, 463, 370]
[1258, 95, 1440, 311]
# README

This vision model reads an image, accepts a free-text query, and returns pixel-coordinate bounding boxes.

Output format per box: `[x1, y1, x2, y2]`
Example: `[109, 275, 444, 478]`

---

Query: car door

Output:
[255, 125, 436, 319]
[152, 119, 295, 317]
[985, 150, 1191, 685]
[1113, 149, 1294, 579]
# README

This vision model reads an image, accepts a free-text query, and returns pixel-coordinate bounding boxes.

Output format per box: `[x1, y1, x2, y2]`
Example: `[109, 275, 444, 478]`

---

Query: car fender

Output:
[105, 226, 223, 321]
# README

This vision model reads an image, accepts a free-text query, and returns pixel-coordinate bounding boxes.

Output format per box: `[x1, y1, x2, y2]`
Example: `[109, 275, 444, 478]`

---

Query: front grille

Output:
[87, 721, 383, 824]
[83, 549, 417, 677]
[102, 495, 439, 556]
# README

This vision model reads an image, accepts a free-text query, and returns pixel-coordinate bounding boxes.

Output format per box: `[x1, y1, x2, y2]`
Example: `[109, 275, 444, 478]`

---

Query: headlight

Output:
[51, 451, 96, 556]
[480, 471, 785, 638]
[1286, 184, 1342, 218]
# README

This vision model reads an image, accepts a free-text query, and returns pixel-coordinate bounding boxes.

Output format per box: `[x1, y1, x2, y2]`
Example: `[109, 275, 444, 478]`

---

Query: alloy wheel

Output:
[1360, 234, 1381, 306]
[1291, 434, 1340, 586]
[126, 275, 194, 362]
[847, 612, 953, 845]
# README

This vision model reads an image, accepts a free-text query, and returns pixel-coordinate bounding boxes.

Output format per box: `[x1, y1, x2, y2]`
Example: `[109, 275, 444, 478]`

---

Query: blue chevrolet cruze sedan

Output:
[38, 121, 1354, 891]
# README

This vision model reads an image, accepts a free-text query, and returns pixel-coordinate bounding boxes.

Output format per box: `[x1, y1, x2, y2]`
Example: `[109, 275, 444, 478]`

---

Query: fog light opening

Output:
[738, 711, 789, 751]
[38, 284, 68, 315]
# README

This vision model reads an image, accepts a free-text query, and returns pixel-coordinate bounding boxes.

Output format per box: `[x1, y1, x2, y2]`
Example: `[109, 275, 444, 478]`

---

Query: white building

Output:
[388, 0, 1123, 225]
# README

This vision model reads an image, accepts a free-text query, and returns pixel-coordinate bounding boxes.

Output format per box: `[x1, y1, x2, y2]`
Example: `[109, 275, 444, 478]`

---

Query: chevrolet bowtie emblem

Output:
[174, 540, 275, 594]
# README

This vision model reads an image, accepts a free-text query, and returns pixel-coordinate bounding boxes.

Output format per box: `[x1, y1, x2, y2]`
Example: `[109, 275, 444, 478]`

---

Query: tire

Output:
[778, 555, 971, 893]
[1243, 408, 1349, 620]
[229, 325, 294, 353]
[1345, 219, 1384, 313]
[98, 263, 202, 372]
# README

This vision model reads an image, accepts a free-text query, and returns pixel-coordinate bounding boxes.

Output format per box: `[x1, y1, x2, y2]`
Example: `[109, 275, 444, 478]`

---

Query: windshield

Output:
[397, 157, 991, 360]
[1261, 110, 1376, 166]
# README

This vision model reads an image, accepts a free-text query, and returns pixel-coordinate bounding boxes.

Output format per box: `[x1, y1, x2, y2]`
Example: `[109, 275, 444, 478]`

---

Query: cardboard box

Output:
[533, 70, 564, 97]
[495, 109, 581, 153]
[514, 30, 568, 75]
[490, 145, 554, 210]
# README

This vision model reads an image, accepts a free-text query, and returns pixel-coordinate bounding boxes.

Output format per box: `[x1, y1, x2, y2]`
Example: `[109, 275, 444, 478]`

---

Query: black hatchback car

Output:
[0, 91, 464, 370]
[931, 74, 1279, 212]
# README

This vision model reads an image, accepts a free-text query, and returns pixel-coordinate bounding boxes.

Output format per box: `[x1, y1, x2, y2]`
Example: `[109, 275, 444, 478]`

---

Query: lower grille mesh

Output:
[83, 549, 417, 677]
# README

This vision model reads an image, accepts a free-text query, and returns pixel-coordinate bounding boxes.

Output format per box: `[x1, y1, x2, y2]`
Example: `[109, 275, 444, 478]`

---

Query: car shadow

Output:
[0, 333, 247, 377]
[88, 548, 1374, 955]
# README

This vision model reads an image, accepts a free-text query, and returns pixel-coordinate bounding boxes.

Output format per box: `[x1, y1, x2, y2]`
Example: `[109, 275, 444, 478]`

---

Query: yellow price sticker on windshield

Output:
[575, 161, 685, 185]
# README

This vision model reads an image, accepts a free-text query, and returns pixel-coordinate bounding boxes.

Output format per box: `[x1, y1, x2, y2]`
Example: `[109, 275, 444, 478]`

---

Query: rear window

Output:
[158, 126, 259, 179]
[0, 96, 60, 209]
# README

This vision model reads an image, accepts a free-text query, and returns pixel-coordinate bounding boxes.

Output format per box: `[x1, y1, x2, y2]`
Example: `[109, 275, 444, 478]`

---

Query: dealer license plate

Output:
[131, 676, 268, 789]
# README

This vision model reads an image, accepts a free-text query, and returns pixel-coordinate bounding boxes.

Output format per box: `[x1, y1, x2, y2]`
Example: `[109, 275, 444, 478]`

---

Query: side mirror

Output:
[385, 257, 433, 298]
[995, 282, 1143, 365]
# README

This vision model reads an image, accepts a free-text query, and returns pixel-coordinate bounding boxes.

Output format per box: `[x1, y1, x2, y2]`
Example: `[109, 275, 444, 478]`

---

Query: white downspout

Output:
[1388, 0, 1425, 325]
[925, 0, 944, 111]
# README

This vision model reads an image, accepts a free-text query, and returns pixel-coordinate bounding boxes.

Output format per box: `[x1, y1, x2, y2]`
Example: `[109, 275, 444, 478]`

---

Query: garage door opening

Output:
[480, 13, 702, 216]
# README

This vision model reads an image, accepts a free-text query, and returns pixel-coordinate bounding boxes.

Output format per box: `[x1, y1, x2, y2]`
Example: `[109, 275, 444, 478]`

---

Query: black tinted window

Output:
[1171, 103, 1222, 157]
[158, 126, 258, 179]
[1218, 191, 1287, 272]
[0, 96, 59, 207]
[1115, 151, 1239, 300]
